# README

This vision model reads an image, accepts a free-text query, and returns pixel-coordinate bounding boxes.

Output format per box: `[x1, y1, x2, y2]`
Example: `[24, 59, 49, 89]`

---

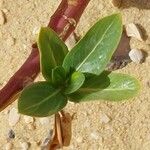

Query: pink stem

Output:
[0, 0, 90, 111]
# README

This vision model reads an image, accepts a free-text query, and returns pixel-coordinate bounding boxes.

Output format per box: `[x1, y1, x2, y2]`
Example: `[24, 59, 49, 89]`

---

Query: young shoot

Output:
[18, 14, 140, 117]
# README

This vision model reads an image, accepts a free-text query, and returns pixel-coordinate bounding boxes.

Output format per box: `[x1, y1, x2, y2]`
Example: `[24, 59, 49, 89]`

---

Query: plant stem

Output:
[0, 0, 90, 111]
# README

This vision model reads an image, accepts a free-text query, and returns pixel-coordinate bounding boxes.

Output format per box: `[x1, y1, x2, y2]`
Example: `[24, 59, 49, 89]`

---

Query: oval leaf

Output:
[52, 66, 66, 87]
[63, 14, 122, 75]
[69, 72, 140, 102]
[64, 72, 85, 94]
[18, 82, 67, 117]
[38, 27, 68, 81]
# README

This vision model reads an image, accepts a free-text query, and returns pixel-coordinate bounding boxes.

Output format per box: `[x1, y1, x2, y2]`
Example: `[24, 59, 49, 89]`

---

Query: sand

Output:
[0, 0, 150, 149]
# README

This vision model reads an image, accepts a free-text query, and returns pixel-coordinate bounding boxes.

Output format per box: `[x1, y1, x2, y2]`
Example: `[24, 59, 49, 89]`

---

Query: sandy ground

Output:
[0, 0, 150, 149]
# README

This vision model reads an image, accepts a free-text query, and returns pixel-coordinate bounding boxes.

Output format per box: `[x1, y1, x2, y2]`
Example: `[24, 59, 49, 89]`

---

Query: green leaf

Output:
[52, 66, 66, 87]
[63, 14, 122, 75]
[64, 72, 85, 94]
[38, 27, 68, 81]
[18, 82, 67, 117]
[69, 72, 140, 102]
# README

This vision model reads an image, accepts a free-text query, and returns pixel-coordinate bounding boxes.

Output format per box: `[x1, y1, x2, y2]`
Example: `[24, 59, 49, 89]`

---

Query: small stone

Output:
[129, 49, 144, 63]
[23, 116, 34, 124]
[112, 0, 122, 7]
[126, 23, 143, 41]
[23, 44, 27, 50]
[90, 131, 100, 140]
[0, 10, 6, 25]
[8, 108, 20, 126]
[100, 113, 110, 124]
[4, 143, 13, 150]
[32, 27, 40, 35]
[76, 136, 83, 143]
[20, 142, 30, 150]
[2, 8, 9, 13]
[8, 129, 15, 139]
[39, 118, 50, 125]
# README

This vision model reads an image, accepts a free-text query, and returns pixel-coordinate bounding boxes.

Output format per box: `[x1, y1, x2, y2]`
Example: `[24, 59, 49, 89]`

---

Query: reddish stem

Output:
[0, 0, 90, 111]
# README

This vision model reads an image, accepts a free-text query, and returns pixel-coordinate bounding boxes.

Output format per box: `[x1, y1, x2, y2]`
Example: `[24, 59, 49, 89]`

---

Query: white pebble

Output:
[0, 10, 5, 25]
[39, 118, 50, 125]
[23, 116, 34, 124]
[126, 23, 143, 41]
[129, 49, 144, 63]
[4, 143, 13, 150]
[32, 27, 40, 35]
[111, 0, 122, 7]
[23, 44, 27, 50]
[100, 113, 110, 124]
[76, 136, 83, 143]
[90, 131, 100, 140]
[8, 108, 20, 126]
[20, 142, 29, 150]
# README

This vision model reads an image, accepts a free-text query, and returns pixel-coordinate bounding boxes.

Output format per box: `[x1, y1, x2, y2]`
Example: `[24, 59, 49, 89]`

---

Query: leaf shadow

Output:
[107, 30, 131, 71]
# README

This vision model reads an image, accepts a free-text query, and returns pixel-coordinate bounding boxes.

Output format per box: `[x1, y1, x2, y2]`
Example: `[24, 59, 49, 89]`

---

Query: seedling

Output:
[18, 14, 140, 117]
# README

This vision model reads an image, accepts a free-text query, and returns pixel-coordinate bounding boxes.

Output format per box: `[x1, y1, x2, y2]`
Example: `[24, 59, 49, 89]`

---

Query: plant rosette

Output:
[18, 14, 140, 117]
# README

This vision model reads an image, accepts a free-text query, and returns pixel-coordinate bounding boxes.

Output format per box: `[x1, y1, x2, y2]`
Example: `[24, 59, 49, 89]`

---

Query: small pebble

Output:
[0, 10, 6, 25]
[8, 129, 15, 139]
[39, 118, 50, 125]
[2, 8, 9, 13]
[76, 136, 83, 143]
[23, 116, 34, 124]
[32, 27, 40, 35]
[100, 113, 110, 124]
[112, 0, 122, 7]
[20, 142, 30, 150]
[126, 23, 143, 41]
[8, 108, 20, 126]
[4, 143, 13, 150]
[90, 131, 100, 140]
[129, 49, 144, 63]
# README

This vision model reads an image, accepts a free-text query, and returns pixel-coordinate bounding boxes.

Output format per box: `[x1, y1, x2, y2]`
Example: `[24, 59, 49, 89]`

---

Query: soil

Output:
[0, 0, 150, 149]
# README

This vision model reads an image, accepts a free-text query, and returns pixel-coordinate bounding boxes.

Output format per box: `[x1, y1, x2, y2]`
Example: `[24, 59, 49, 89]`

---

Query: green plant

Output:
[18, 14, 140, 117]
